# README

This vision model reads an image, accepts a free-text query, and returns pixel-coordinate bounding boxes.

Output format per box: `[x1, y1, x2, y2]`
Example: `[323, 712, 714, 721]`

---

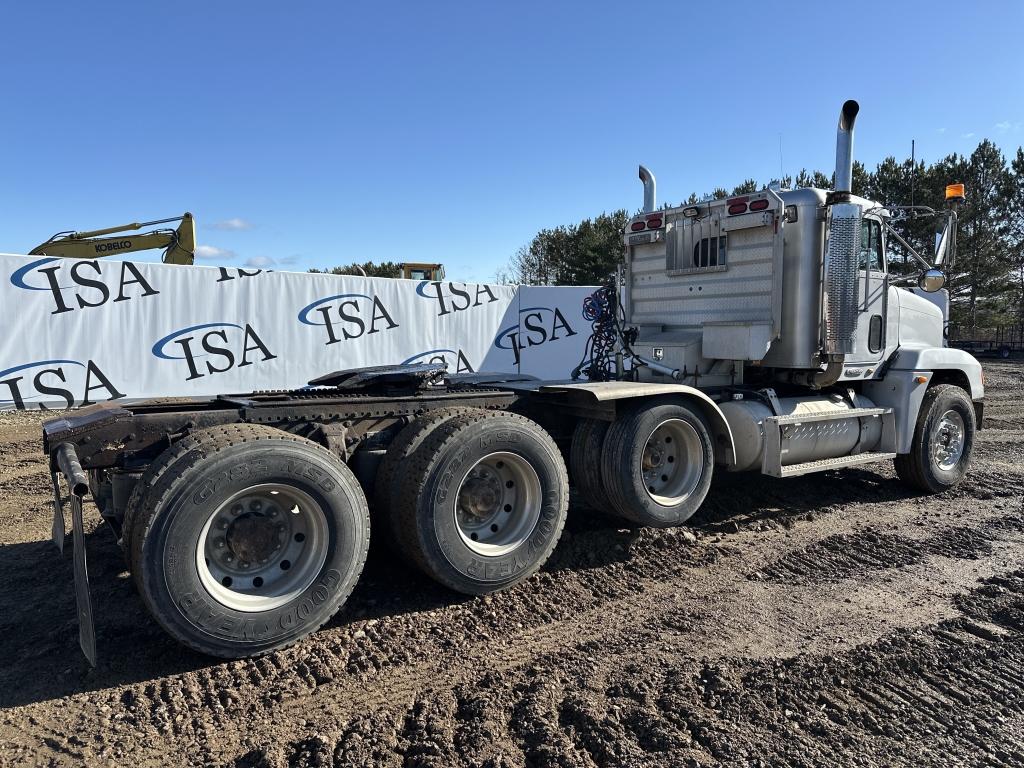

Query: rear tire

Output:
[374, 407, 485, 540]
[569, 418, 614, 514]
[894, 384, 975, 493]
[601, 398, 714, 527]
[128, 424, 370, 658]
[395, 411, 568, 594]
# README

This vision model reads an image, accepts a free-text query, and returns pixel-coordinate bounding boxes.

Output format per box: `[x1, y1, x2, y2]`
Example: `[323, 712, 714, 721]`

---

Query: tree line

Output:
[309, 261, 402, 278]
[500, 140, 1024, 334]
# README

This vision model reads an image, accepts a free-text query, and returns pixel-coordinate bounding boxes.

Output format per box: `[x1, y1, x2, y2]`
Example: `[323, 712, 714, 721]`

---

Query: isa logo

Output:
[0, 359, 124, 410]
[493, 306, 578, 365]
[214, 267, 266, 283]
[152, 322, 276, 382]
[401, 348, 475, 373]
[297, 293, 399, 345]
[416, 281, 500, 317]
[9, 258, 159, 315]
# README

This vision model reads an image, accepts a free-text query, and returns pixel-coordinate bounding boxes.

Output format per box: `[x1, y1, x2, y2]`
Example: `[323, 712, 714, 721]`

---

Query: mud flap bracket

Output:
[50, 471, 65, 554]
[54, 443, 97, 667]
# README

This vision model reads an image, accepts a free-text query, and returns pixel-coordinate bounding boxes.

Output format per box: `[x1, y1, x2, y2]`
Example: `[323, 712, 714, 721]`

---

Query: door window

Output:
[859, 219, 884, 272]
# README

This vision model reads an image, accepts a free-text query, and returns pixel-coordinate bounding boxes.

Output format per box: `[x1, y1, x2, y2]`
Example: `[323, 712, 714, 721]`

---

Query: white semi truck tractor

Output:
[44, 100, 982, 663]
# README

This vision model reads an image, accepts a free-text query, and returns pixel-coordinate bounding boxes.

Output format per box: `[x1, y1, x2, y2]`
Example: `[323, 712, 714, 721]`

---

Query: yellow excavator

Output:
[30, 213, 196, 265]
[400, 262, 444, 280]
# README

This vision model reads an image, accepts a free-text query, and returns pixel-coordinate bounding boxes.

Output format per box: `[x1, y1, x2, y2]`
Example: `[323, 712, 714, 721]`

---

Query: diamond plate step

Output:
[769, 406, 887, 426]
[776, 451, 897, 478]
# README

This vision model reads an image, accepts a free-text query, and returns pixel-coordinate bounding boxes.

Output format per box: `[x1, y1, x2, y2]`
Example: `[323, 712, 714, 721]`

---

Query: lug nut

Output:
[217, 519, 229, 530]
[225, 554, 234, 563]
[239, 561, 250, 569]
[231, 504, 243, 515]
[215, 538, 226, 549]
[250, 500, 263, 512]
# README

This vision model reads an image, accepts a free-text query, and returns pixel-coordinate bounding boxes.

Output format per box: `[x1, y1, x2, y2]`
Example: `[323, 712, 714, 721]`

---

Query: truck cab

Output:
[616, 100, 981, 486]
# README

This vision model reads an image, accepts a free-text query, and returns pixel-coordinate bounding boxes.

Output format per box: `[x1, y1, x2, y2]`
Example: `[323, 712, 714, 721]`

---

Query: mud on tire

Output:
[394, 411, 569, 595]
[127, 424, 370, 658]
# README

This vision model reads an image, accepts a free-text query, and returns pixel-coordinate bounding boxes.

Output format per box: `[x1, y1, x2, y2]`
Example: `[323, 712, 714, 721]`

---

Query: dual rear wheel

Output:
[379, 409, 569, 594]
[125, 411, 570, 658]
[571, 398, 715, 527]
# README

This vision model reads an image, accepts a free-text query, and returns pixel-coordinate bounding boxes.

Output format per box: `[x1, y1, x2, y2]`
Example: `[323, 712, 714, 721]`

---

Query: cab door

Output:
[847, 216, 887, 366]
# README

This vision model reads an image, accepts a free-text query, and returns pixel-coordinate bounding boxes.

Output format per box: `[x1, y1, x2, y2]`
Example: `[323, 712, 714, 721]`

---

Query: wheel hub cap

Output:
[197, 484, 329, 612]
[225, 512, 281, 565]
[641, 418, 703, 506]
[932, 409, 965, 471]
[454, 451, 542, 557]
[458, 468, 504, 519]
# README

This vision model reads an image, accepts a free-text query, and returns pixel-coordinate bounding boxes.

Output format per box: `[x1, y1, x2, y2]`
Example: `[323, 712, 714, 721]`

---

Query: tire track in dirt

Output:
[752, 524, 993, 584]
[92, 501, 1022, 766]
[257, 571, 1024, 768]
[4, 484, 1020, 765]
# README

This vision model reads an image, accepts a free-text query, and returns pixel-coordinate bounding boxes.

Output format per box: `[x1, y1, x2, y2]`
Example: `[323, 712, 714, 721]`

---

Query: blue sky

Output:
[3, 1, 1022, 282]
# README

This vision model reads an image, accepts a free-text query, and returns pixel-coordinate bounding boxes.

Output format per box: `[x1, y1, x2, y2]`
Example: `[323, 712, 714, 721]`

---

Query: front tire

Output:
[128, 425, 370, 658]
[601, 398, 714, 527]
[894, 384, 976, 493]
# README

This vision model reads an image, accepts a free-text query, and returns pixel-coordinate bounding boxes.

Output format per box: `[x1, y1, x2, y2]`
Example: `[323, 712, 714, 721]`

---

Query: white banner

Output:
[0, 254, 596, 410]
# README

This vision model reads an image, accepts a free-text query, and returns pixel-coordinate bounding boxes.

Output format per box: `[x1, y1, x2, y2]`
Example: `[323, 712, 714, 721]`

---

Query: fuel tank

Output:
[720, 393, 883, 472]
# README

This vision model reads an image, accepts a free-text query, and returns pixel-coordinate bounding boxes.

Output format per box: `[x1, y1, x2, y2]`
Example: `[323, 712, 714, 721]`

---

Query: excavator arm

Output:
[30, 213, 196, 265]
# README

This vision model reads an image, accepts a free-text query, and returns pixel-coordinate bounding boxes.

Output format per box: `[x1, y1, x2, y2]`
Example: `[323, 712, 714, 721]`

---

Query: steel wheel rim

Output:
[641, 418, 703, 506]
[932, 409, 966, 471]
[196, 483, 329, 612]
[454, 451, 542, 557]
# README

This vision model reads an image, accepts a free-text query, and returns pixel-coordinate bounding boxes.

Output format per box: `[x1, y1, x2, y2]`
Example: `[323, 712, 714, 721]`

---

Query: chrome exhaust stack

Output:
[639, 165, 656, 213]
[819, 100, 862, 377]
[833, 100, 859, 196]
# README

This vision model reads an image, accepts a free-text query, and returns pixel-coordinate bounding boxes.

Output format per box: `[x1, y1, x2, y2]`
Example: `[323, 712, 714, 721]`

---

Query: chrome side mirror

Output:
[918, 269, 945, 293]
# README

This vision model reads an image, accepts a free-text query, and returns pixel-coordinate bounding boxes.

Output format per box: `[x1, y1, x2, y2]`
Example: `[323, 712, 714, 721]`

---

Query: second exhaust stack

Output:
[639, 165, 656, 213]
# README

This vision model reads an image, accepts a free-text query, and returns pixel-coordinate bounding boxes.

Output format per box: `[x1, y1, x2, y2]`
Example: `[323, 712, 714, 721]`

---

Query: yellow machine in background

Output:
[30, 213, 196, 265]
[400, 262, 445, 280]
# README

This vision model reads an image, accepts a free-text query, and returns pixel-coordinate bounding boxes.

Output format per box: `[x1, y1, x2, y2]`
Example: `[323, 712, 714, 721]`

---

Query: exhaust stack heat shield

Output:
[824, 203, 861, 355]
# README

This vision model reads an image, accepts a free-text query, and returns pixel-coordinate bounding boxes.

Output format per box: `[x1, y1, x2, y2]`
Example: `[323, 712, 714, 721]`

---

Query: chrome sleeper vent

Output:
[824, 203, 861, 355]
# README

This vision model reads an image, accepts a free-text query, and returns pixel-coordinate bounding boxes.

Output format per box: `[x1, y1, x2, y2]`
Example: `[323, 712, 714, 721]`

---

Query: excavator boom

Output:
[30, 213, 196, 265]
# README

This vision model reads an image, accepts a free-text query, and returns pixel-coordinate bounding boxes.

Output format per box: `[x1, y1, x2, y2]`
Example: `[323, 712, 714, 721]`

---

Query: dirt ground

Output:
[0, 362, 1022, 768]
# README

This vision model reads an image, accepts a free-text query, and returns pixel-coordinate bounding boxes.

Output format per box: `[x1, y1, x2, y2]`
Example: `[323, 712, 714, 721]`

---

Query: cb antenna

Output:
[910, 139, 916, 208]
